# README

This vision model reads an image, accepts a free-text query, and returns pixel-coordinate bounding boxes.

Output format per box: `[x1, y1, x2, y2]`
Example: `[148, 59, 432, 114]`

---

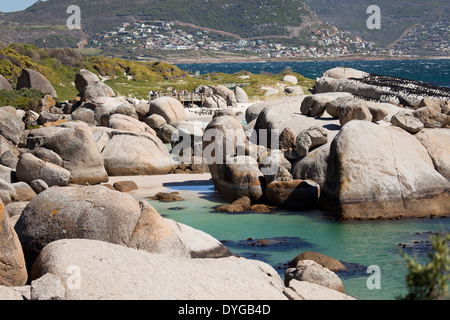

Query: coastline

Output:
[166, 54, 450, 65]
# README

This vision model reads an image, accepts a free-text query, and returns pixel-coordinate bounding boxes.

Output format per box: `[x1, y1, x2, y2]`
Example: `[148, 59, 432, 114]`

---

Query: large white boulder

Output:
[320, 121, 450, 219]
[30, 238, 287, 300]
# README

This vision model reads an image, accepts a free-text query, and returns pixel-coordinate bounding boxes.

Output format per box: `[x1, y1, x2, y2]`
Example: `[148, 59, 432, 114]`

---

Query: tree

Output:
[402, 232, 450, 300]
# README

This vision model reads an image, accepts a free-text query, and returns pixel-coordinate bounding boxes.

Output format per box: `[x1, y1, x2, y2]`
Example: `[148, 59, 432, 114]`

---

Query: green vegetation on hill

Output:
[0, 43, 315, 109]
[1, 0, 321, 46]
[123, 0, 317, 38]
[303, 0, 450, 46]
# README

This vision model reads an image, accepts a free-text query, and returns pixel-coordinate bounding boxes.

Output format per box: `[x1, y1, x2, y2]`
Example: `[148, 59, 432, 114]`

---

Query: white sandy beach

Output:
[107, 173, 214, 199]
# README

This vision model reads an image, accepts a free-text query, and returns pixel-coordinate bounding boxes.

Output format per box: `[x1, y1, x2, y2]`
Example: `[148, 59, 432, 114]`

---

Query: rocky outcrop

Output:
[253, 95, 340, 149]
[79, 96, 132, 126]
[81, 82, 115, 101]
[74, 69, 100, 94]
[285, 260, 345, 293]
[292, 142, 330, 189]
[26, 126, 108, 185]
[203, 115, 246, 184]
[209, 85, 238, 108]
[30, 238, 287, 300]
[0, 108, 25, 145]
[316, 72, 450, 109]
[0, 75, 13, 91]
[288, 251, 346, 272]
[165, 218, 233, 258]
[0, 199, 28, 286]
[295, 126, 328, 158]
[16, 68, 57, 98]
[322, 67, 369, 80]
[300, 92, 351, 117]
[283, 75, 298, 85]
[15, 153, 70, 187]
[149, 97, 186, 124]
[101, 132, 175, 176]
[234, 86, 249, 103]
[320, 120, 450, 219]
[14, 185, 191, 272]
[265, 180, 320, 210]
[108, 114, 156, 135]
[284, 280, 355, 300]
[203, 95, 228, 109]
[415, 129, 450, 181]
[212, 156, 266, 203]
[390, 110, 424, 134]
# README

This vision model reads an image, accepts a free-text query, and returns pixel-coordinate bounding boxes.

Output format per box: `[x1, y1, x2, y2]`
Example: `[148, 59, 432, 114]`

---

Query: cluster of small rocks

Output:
[203, 67, 449, 220]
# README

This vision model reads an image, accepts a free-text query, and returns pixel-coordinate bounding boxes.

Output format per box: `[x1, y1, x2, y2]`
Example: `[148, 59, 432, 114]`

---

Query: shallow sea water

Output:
[145, 180, 449, 300]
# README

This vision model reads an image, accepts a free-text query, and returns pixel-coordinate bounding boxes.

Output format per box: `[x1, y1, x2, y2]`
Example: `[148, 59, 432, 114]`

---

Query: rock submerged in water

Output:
[288, 251, 346, 272]
[149, 192, 185, 202]
[265, 180, 320, 211]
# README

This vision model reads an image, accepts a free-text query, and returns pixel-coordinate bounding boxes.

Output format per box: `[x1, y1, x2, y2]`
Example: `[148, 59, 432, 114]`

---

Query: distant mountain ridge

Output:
[303, 0, 450, 46]
[0, 0, 323, 46]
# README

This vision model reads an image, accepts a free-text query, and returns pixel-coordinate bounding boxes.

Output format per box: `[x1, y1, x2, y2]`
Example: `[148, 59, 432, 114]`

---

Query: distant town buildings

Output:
[88, 19, 449, 60]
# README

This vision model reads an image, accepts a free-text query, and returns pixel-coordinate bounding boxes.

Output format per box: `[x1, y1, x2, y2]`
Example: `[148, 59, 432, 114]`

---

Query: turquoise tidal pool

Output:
[145, 179, 449, 300]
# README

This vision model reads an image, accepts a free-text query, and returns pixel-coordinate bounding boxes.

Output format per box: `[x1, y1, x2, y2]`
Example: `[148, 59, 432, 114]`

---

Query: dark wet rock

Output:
[211, 156, 266, 204]
[250, 204, 274, 213]
[265, 180, 320, 211]
[149, 192, 185, 202]
[226, 236, 315, 252]
[215, 196, 251, 213]
[288, 251, 346, 271]
[113, 181, 138, 192]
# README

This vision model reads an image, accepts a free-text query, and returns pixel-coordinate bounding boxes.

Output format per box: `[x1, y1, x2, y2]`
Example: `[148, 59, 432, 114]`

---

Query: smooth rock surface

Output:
[320, 121, 450, 219]
[30, 239, 287, 300]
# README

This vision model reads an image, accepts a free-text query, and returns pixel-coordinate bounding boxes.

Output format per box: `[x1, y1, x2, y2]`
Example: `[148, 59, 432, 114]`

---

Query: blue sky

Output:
[0, 0, 48, 13]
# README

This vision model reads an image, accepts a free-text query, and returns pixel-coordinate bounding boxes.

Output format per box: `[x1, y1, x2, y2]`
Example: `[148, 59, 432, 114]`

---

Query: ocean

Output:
[157, 59, 450, 300]
[176, 58, 450, 88]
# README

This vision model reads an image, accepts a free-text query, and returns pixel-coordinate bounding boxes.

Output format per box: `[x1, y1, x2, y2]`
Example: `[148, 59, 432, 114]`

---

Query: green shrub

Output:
[0, 88, 45, 112]
[401, 232, 450, 300]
